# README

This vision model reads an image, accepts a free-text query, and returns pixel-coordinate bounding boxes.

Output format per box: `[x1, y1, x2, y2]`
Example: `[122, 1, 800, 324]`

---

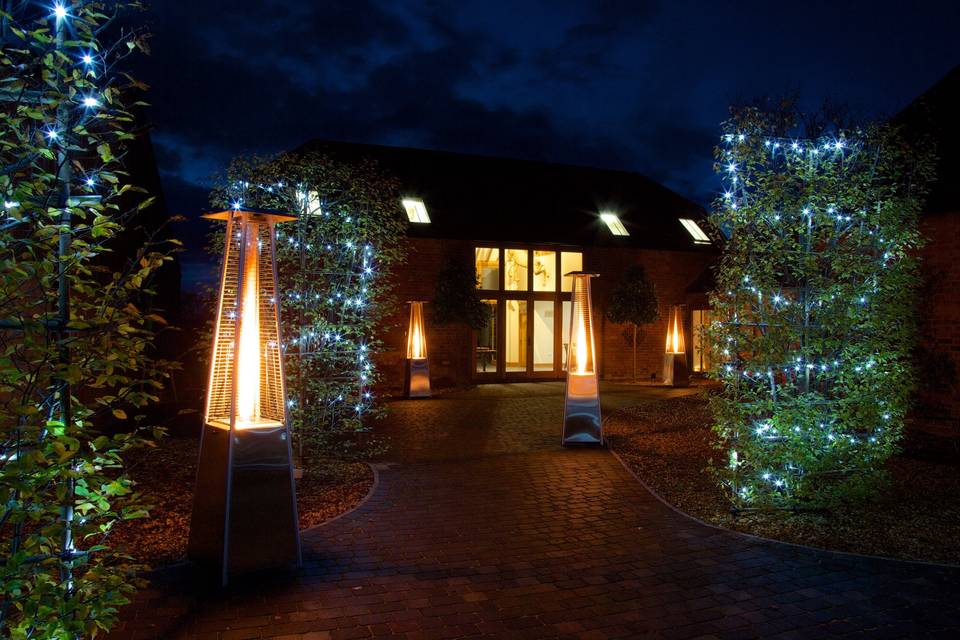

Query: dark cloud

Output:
[141, 0, 639, 189]
[138, 0, 960, 264]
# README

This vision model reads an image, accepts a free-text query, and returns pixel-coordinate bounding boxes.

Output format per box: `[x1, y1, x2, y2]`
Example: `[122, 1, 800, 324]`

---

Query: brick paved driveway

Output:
[115, 383, 960, 639]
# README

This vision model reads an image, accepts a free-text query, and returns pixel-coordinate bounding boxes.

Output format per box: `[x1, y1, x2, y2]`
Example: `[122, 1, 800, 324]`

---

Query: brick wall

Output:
[376, 238, 475, 394]
[374, 238, 716, 394]
[588, 247, 715, 382]
[915, 211, 960, 434]
[374, 216, 957, 430]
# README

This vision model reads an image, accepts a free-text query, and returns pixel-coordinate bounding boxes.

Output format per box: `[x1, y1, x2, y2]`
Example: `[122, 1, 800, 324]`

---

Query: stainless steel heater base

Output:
[663, 352, 690, 387]
[562, 374, 603, 445]
[407, 358, 431, 398]
[188, 423, 301, 584]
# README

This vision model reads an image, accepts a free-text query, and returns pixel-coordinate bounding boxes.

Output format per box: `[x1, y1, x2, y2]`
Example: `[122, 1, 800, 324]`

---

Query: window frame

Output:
[472, 244, 585, 379]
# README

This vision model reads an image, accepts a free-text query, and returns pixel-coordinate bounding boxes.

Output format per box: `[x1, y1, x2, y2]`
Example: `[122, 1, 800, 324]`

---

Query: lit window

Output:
[475, 247, 499, 290]
[306, 190, 322, 216]
[402, 198, 431, 223]
[532, 250, 556, 291]
[600, 212, 629, 236]
[505, 248, 528, 291]
[560, 252, 582, 292]
[476, 300, 497, 373]
[679, 218, 711, 244]
[692, 310, 712, 372]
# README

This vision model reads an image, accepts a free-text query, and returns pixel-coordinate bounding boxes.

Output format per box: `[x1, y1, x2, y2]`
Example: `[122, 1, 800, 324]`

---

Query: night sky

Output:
[139, 1, 960, 290]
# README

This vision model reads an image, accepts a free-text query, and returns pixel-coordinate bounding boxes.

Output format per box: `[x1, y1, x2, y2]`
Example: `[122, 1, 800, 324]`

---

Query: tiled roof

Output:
[295, 140, 716, 252]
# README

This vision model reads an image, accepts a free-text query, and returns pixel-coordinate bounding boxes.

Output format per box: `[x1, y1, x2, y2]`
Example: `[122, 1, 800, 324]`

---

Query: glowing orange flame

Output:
[568, 277, 594, 375]
[665, 305, 686, 354]
[236, 228, 261, 427]
[406, 301, 427, 360]
[573, 313, 589, 374]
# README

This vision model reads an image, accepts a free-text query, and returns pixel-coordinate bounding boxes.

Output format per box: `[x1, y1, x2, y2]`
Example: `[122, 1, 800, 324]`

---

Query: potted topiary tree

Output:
[432, 257, 490, 330]
[605, 265, 660, 382]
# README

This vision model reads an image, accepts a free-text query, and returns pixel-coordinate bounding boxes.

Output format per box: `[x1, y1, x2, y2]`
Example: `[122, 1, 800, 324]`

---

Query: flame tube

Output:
[236, 224, 261, 427]
[568, 280, 595, 375]
[665, 305, 686, 354]
[406, 301, 427, 360]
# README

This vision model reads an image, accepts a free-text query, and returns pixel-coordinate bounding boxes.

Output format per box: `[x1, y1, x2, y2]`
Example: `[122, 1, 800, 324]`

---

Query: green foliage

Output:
[605, 264, 659, 381]
[605, 264, 659, 327]
[432, 258, 488, 330]
[209, 152, 407, 456]
[0, 3, 177, 636]
[707, 106, 935, 511]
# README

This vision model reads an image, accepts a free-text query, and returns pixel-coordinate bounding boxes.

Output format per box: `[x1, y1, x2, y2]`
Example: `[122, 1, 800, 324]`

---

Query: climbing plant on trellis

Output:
[707, 108, 934, 510]
[211, 152, 406, 456]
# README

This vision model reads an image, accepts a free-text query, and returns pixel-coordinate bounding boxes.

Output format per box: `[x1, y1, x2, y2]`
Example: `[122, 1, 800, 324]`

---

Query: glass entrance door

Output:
[474, 246, 583, 380]
[532, 300, 555, 372]
[504, 299, 527, 373]
[475, 300, 497, 374]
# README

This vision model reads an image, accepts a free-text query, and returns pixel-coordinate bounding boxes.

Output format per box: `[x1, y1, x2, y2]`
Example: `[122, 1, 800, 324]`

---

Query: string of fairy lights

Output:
[2, 3, 112, 216]
[711, 129, 908, 507]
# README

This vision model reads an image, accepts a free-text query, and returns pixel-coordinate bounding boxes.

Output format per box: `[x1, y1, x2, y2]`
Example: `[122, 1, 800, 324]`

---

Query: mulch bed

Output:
[110, 437, 373, 567]
[605, 394, 960, 565]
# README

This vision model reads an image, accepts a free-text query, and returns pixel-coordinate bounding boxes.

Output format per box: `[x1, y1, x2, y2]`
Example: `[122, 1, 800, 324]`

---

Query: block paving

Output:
[113, 383, 960, 639]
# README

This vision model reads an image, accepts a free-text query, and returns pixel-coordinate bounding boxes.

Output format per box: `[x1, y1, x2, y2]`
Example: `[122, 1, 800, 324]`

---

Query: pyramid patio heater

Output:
[562, 272, 602, 446]
[663, 304, 689, 387]
[405, 300, 431, 398]
[189, 207, 301, 584]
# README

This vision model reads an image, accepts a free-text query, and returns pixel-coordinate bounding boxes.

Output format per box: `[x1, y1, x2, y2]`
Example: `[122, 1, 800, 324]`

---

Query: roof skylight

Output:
[679, 218, 711, 244]
[599, 212, 629, 236]
[402, 198, 431, 224]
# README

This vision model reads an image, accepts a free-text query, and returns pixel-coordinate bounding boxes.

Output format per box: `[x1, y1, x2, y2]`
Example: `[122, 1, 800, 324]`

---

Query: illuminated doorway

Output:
[474, 246, 583, 380]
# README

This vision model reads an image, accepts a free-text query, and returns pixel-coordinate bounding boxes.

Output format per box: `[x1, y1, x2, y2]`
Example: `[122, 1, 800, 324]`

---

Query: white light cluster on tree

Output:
[1, 3, 112, 217]
[226, 183, 381, 437]
[3, 1, 172, 635]
[708, 122, 924, 509]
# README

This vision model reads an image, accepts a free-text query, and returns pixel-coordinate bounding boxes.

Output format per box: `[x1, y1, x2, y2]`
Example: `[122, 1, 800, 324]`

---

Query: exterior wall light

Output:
[562, 272, 602, 445]
[663, 304, 689, 387]
[406, 301, 431, 398]
[189, 207, 301, 585]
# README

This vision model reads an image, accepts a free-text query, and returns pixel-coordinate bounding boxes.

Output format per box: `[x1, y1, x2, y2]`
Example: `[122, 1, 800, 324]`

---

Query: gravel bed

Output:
[605, 395, 960, 565]
[111, 437, 373, 566]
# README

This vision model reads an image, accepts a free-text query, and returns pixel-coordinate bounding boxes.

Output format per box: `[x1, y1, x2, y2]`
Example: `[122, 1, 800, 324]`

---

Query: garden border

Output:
[300, 461, 381, 534]
[608, 446, 960, 571]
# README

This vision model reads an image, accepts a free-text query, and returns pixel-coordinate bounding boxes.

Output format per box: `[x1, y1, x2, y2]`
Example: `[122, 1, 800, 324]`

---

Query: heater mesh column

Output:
[205, 218, 243, 426]
[256, 223, 285, 424]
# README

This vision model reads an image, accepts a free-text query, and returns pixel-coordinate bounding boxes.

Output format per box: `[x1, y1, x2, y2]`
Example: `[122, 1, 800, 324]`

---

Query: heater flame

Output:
[573, 312, 589, 375]
[665, 305, 686, 354]
[568, 277, 594, 376]
[236, 228, 261, 427]
[406, 302, 427, 360]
